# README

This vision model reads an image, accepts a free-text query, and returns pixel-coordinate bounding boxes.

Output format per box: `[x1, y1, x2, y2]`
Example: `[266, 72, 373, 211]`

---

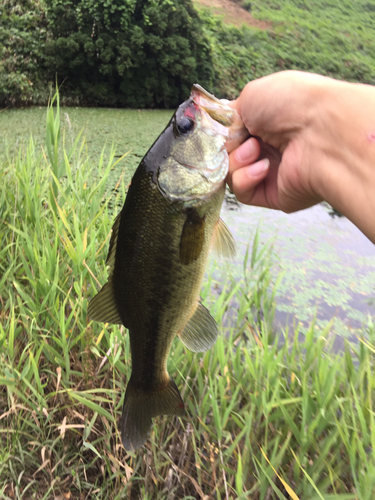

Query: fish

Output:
[88, 84, 248, 451]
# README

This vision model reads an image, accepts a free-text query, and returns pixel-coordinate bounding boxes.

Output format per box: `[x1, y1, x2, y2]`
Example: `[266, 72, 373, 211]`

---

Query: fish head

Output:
[157, 84, 248, 202]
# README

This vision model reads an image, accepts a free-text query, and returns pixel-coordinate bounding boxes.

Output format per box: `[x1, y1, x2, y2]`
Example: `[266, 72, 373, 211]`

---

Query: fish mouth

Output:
[190, 84, 249, 153]
[191, 84, 235, 127]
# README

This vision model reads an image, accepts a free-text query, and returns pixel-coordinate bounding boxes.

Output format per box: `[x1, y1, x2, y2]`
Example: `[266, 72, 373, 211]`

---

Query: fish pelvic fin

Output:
[179, 301, 218, 352]
[121, 377, 185, 451]
[211, 218, 236, 258]
[87, 277, 123, 325]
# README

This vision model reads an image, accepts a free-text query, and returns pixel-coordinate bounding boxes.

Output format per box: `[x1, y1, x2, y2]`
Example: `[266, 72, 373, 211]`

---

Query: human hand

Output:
[226, 70, 375, 242]
[226, 71, 332, 213]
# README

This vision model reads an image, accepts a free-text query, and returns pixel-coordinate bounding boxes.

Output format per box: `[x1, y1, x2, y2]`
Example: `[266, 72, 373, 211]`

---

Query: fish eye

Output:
[177, 116, 194, 134]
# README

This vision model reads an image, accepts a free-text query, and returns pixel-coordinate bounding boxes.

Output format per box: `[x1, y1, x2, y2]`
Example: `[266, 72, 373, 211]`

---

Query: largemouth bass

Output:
[88, 84, 248, 451]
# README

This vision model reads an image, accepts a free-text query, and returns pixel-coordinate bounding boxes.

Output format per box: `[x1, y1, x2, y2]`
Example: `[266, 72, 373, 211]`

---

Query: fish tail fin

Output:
[121, 376, 185, 451]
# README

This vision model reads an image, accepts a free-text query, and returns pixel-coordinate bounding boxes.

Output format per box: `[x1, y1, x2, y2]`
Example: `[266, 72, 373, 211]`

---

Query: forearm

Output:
[310, 79, 375, 243]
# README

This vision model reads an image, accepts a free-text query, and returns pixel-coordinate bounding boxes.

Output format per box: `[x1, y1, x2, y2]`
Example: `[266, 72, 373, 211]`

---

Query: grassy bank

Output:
[1, 100, 375, 499]
[194, 0, 375, 99]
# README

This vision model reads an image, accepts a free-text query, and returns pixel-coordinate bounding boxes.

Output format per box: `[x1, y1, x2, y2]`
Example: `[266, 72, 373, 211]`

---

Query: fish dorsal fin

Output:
[212, 218, 236, 258]
[106, 212, 121, 275]
[179, 302, 218, 352]
[87, 277, 123, 325]
[88, 212, 123, 325]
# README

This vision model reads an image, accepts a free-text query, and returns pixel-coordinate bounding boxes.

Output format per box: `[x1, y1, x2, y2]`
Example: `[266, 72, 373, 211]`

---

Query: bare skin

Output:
[226, 71, 375, 244]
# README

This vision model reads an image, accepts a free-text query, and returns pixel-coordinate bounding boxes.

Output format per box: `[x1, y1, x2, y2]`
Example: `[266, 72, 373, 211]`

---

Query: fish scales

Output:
[114, 166, 224, 384]
[88, 84, 248, 451]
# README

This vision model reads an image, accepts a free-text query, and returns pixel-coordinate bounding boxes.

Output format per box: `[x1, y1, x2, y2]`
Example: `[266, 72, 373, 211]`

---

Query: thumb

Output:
[226, 137, 270, 205]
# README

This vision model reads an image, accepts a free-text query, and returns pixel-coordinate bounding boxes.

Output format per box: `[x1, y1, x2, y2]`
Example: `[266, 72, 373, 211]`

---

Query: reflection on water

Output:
[215, 195, 375, 338]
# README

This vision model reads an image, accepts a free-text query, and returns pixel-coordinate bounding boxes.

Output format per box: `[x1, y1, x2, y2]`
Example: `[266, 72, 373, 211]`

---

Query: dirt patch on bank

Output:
[193, 0, 271, 30]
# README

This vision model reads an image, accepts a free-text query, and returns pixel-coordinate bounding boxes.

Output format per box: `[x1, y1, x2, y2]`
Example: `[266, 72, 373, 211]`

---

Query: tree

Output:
[44, 0, 215, 107]
[0, 0, 47, 105]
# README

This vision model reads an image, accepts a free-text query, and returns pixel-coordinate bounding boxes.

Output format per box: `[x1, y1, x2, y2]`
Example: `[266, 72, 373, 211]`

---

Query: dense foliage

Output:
[0, 0, 48, 105]
[1, 0, 375, 106]
[43, 0, 214, 107]
[0, 0, 214, 107]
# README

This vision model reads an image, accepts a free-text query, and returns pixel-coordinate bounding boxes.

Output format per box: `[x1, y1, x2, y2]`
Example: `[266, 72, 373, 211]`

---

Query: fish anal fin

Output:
[121, 377, 185, 451]
[179, 302, 218, 352]
[88, 278, 123, 325]
[211, 218, 236, 258]
[179, 208, 205, 265]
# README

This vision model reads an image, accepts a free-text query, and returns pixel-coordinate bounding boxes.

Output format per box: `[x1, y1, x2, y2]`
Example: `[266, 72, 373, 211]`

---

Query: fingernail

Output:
[247, 158, 270, 177]
[235, 138, 254, 163]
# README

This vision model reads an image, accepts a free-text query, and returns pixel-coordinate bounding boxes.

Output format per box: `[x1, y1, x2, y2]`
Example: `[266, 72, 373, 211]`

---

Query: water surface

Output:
[217, 198, 375, 338]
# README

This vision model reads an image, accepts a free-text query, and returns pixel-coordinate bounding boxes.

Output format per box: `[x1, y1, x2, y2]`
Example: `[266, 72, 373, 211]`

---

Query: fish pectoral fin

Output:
[121, 377, 185, 451]
[179, 302, 218, 352]
[87, 278, 123, 325]
[211, 218, 236, 258]
[179, 208, 206, 265]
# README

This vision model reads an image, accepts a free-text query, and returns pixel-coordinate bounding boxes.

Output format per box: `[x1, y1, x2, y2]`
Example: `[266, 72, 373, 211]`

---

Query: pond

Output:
[2, 106, 374, 341]
[217, 199, 375, 342]
[0, 106, 173, 191]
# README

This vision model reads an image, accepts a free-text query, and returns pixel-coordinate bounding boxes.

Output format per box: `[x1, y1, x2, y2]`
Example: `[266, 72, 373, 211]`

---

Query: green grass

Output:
[251, 0, 375, 83]
[195, 0, 375, 99]
[1, 98, 375, 499]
